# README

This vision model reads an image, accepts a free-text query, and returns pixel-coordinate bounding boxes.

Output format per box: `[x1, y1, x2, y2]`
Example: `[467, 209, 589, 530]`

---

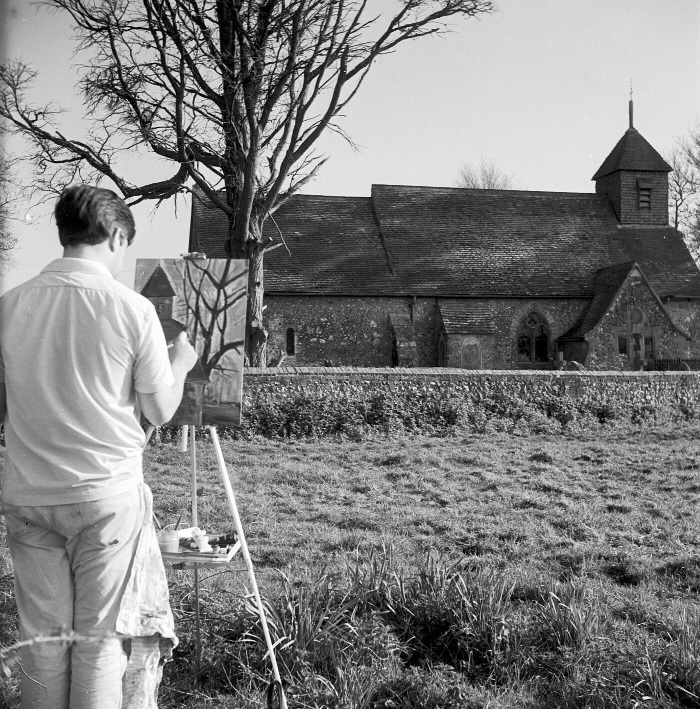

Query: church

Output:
[188, 106, 700, 370]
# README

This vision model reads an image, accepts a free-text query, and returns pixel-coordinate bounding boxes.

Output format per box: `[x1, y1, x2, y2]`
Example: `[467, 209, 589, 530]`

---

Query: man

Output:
[0, 184, 198, 708]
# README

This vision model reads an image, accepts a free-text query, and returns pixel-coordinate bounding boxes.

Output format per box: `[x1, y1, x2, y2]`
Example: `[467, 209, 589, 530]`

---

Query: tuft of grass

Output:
[602, 552, 652, 587]
[253, 570, 362, 679]
[533, 581, 598, 652]
[658, 557, 700, 593]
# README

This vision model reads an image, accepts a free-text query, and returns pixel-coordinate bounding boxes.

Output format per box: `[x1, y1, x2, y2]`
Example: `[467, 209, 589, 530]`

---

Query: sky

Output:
[1, 0, 699, 294]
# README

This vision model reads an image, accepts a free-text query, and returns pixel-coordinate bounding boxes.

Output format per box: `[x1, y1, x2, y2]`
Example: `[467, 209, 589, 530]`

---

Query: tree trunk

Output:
[245, 240, 267, 367]
[225, 212, 267, 367]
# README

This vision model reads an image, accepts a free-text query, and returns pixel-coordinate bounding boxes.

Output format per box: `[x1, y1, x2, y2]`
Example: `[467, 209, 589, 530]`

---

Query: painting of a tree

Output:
[135, 257, 247, 426]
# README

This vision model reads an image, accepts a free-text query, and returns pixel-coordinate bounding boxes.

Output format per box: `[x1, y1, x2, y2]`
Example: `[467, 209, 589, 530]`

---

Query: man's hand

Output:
[169, 331, 199, 376]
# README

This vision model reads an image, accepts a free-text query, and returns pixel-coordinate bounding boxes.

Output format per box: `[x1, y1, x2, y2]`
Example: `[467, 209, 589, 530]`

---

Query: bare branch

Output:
[2, 0, 495, 362]
[0, 149, 20, 271]
[668, 138, 700, 261]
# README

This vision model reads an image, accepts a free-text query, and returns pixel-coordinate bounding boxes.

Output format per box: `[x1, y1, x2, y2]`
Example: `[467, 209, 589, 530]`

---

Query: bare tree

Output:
[668, 136, 700, 262]
[0, 150, 18, 272]
[456, 157, 518, 190]
[0, 0, 494, 365]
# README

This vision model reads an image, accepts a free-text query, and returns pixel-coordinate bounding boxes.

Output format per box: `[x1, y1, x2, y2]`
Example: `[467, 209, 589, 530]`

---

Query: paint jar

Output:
[157, 530, 179, 554]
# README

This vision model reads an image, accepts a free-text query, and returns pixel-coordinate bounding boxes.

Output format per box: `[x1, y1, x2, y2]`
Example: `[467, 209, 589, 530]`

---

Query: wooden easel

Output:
[144, 424, 288, 709]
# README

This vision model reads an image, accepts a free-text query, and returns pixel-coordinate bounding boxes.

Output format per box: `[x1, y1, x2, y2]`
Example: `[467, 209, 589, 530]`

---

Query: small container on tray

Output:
[160, 529, 241, 567]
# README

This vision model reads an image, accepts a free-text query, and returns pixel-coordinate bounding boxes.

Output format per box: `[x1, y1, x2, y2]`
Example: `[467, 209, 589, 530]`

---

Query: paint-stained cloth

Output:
[119, 519, 178, 709]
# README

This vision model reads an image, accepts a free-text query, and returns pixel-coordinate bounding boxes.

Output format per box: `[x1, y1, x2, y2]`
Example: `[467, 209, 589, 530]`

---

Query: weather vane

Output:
[629, 79, 634, 129]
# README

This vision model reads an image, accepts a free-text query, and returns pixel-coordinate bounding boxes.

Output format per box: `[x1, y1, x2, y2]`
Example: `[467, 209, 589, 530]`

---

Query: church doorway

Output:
[460, 337, 482, 369]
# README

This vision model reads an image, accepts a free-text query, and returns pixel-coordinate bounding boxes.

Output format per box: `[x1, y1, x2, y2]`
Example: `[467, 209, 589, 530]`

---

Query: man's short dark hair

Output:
[55, 185, 136, 247]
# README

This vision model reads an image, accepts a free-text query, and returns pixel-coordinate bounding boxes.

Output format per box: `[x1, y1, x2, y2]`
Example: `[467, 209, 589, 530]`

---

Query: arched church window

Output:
[517, 312, 550, 363]
[286, 328, 296, 356]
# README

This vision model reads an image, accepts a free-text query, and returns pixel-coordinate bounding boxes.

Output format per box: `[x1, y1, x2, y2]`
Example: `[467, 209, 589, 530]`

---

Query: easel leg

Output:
[143, 425, 156, 448]
[188, 425, 202, 678]
[208, 426, 288, 709]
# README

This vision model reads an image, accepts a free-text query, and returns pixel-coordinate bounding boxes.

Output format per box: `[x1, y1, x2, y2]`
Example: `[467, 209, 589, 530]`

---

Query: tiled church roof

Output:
[438, 301, 497, 334]
[560, 262, 689, 340]
[592, 128, 672, 180]
[560, 262, 638, 339]
[609, 226, 700, 298]
[190, 193, 398, 295]
[371, 185, 621, 297]
[189, 186, 700, 299]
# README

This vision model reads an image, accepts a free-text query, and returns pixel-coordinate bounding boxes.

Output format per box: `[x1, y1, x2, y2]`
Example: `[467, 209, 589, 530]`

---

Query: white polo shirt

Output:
[0, 258, 175, 505]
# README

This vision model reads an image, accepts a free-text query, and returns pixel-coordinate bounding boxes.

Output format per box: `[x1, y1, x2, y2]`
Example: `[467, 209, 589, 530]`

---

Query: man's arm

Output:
[137, 332, 198, 426]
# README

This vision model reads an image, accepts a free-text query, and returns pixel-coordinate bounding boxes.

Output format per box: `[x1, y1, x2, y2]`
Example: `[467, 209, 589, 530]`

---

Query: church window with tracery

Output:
[517, 312, 550, 363]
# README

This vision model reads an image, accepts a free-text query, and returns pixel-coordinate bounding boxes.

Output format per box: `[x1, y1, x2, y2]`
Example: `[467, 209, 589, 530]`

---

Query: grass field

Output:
[1, 424, 700, 707]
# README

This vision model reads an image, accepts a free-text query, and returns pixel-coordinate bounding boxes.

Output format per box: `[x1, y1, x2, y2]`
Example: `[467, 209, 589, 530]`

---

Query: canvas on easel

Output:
[135, 257, 248, 427]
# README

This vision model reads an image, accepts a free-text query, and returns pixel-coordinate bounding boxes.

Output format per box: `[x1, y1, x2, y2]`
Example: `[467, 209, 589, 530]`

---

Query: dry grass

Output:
[1, 423, 699, 707]
[148, 427, 700, 597]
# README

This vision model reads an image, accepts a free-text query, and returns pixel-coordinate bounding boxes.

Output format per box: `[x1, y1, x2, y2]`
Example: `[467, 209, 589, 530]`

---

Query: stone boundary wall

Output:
[221, 367, 700, 437]
[243, 367, 700, 406]
[245, 366, 700, 383]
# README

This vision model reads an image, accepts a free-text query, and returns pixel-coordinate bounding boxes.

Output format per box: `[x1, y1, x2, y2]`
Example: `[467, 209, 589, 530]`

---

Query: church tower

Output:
[140, 264, 177, 321]
[592, 100, 672, 226]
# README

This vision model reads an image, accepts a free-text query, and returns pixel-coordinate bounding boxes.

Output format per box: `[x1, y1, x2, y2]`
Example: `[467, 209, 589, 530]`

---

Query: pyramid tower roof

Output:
[140, 264, 177, 297]
[592, 120, 671, 180]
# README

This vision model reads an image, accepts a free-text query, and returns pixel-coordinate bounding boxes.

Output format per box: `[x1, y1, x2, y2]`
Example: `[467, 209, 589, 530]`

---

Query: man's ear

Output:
[108, 227, 123, 252]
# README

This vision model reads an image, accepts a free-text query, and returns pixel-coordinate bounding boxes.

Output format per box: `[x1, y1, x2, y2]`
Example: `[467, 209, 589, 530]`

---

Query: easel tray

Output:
[161, 539, 242, 568]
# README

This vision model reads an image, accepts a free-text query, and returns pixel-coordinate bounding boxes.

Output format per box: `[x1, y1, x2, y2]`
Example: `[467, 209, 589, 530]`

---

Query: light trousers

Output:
[4, 483, 148, 709]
